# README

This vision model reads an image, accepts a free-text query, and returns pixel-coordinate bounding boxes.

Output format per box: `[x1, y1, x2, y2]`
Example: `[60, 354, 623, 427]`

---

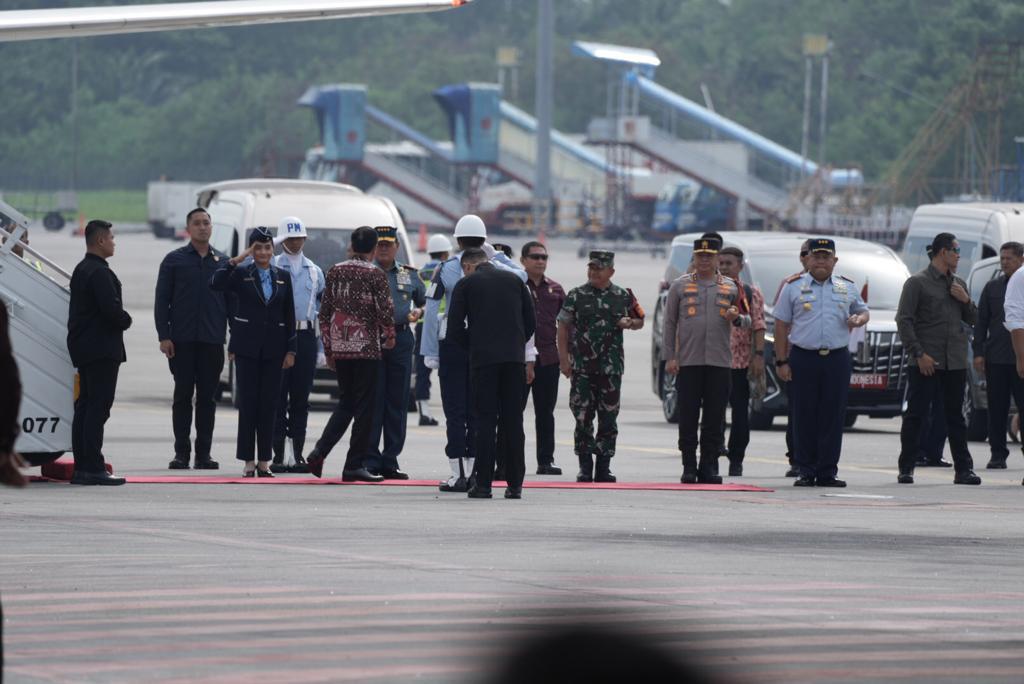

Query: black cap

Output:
[693, 237, 722, 254]
[809, 238, 835, 254]
[248, 226, 273, 246]
[374, 225, 397, 243]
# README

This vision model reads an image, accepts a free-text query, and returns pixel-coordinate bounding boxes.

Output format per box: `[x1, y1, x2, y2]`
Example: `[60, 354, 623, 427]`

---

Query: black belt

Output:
[794, 345, 847, 356]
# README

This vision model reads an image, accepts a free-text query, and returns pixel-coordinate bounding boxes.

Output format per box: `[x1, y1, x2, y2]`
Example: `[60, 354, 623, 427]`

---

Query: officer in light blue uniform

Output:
[364, 225, 426, 479]
[270, 216, 325, 473]
[773, 238, 870, 488]
[421, 214, 526, 492]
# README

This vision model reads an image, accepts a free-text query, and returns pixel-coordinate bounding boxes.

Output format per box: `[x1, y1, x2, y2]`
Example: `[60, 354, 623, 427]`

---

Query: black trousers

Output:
[274, 329, 318, 455]
[72, 360, 120, 473]
[169, 341, 224, 460]
[314, 358, 379, 471]
[985, 362, 1024, 460]
[234, 354, 283, 463]
[899, 367, 974, 473]
[414, 323, 432, 401]
[439, 339, 475, 460]
[916, 386, 947, 462]
[676, 365, 731, 472]
[473, 362, 526, 490]
[366, 327, 415, 471]
[524, 362, 560, 466]
[789, 347, 851, 479]
[727, 367, 751, 464]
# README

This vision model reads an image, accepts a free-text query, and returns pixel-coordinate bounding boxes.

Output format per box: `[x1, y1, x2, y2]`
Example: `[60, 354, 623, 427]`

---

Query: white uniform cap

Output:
[453, 214, 487, 239]
[427, 234, 453, 254]
[274, 216, 307, 245]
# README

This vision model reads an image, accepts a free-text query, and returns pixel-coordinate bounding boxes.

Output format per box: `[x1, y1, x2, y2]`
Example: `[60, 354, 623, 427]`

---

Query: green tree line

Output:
[2, 0, 1023, 196]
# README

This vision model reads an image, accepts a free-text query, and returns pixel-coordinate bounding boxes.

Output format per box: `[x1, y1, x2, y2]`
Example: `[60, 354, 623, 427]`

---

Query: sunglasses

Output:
[526, 253, 548, 261]
[949, 247, 961, 255]
[799, 250, 809, 257]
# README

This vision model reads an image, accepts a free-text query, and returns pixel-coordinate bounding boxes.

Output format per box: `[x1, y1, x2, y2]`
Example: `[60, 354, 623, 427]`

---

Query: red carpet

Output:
[112, 476, 772, 492]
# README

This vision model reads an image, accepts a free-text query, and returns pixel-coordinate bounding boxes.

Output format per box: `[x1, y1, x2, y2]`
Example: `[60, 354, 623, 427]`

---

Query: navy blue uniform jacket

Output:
[210, 261, 297, 360]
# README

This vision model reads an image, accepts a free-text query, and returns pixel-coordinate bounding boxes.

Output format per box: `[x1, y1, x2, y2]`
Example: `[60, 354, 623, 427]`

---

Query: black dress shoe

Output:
[897, 472, 914, 484]
[816, 477, 847, 488]
[953, 470, 982, 485]
[576, 470, 593, 483]
[439, 476, 467, 492]
[986, 458, 1008, 470]
[793, 475, 816, 487]
[306, 452, 325, 479]
[784, 467, 799, 478]
[289, 456, 309, 474]
[418, 415, 439, 426]
[243, 469, 256, 478]
[917, 458, 953, 468]
[536, 463, 562, 475]
[256, 469, 274, 478]
[70, 470, 126, 486]
[467, 486, 493, 499]
[696, 472, 722, 485]
[680, 470, 698, 484]
[728, 462, 743, 477]
[269, 462, 289, 473]
[594, 470, 617, 483]
[193, 458, 220, 470]
[377, 469, 410, 480]
[168, 457, 189, 470]
[342, 468, 384, 483]
[504, 487, 522, 499]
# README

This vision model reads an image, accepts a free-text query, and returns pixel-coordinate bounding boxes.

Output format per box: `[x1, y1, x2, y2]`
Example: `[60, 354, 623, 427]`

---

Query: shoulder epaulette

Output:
[838, 274, 855, 283]
[401, 263, 418, 271]
[783, 272, 804, 284]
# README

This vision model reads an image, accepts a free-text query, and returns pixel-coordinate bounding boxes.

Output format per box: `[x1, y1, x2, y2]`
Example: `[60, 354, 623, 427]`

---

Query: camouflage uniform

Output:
[557, 252, 643, 481]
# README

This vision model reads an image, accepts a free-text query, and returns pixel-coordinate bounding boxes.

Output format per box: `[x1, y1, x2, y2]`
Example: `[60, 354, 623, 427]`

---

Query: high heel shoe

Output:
[256, 469, 274, 478]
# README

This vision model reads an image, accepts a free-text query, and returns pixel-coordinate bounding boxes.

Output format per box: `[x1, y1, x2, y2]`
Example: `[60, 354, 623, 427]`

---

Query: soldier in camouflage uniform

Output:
[557, 251, 644, 483]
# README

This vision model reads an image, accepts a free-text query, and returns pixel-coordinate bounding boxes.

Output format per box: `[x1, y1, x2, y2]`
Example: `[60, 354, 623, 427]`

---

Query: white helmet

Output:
[453, 214, 487, 239]
[274, 216, 307, 245]
[426, 234, 453, 254]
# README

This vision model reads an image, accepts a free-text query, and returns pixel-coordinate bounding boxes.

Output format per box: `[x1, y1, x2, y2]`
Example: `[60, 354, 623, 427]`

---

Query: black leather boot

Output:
[576, 454, 594, 483]
[594, 455, 616, 483]
[681, 453, 698, 484]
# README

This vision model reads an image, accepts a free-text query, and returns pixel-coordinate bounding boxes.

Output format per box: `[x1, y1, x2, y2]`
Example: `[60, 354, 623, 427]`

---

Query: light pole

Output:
[533, 0, 553, 235]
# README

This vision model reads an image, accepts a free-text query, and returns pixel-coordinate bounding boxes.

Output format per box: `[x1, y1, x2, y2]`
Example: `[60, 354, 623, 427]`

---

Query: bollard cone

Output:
[73, 212, 85, 236]
[417, 223, 428, 252]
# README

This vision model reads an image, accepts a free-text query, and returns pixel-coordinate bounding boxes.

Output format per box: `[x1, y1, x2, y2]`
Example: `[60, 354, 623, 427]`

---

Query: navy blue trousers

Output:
[234, 354, 284, 463]
[274, 329, 318, 456]
[414, 322, 433, 401]
[789, 347, 851, 479]
[439, 338, 476, 460]
[366, 327, 415, 471]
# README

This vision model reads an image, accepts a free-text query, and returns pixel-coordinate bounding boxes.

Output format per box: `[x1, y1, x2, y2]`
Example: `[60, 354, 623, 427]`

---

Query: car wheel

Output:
[749, 409, 774, 430]
[963, 388, 987, 442]
[660, 368, 679, 424]
[42, 211, 65, 231]
[844, 413, 858, 429]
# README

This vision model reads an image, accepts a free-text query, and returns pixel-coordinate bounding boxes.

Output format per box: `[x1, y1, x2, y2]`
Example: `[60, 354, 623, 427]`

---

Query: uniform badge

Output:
[803, 302, 813, 311]
[833, 281, 847, 294]
[397, 270, 412, 286]
[687, 307, 697, 316]
[214, 255, 220, 262]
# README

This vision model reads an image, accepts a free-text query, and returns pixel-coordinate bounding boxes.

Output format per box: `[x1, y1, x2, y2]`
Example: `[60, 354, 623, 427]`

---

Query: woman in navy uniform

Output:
[211, 227, 297, 477]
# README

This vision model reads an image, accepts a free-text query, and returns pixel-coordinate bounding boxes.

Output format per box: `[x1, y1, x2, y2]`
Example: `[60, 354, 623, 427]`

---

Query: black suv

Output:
[651, 232, 912, 428]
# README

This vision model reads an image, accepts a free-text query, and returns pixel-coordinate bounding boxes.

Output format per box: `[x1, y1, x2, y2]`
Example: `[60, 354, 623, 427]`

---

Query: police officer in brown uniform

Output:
[662, 237, 749, 483]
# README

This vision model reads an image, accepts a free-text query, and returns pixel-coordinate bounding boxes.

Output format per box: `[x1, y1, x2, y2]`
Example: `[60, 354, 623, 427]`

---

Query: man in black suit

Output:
[67, 220, 132, 485]
[446, 248, 536, 499]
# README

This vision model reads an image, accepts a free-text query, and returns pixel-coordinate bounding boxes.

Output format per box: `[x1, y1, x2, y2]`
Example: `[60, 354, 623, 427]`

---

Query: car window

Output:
[298, 227, 410, 274]
[208, 200, 244, 256]
[955, 240, 979, 276]
[901, 235, 932, 273]
[968, 262, 1001, 303]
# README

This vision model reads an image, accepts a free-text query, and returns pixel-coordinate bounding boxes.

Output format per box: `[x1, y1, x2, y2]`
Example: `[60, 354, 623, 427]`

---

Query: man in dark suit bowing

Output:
[445, 247, 536, 499]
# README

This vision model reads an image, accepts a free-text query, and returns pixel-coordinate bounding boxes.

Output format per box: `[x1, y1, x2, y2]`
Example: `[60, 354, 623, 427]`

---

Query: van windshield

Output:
[297, 227, 410, 274]
[902, 236, 979, 276]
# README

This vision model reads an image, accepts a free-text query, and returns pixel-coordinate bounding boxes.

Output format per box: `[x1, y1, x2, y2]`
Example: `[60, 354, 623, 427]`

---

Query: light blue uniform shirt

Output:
[421, 250, 526, 359]
[272, 253, 325, 323]
[774, 272, 869, 350]
[256, 266, 273, 302]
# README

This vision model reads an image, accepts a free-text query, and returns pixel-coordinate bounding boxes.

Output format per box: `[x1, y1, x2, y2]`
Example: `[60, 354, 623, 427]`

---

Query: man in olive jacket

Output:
[895, 232, 981, 485]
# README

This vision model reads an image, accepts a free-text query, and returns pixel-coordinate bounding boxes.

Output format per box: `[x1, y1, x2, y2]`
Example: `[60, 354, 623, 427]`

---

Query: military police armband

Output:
[426, 281, 444, 300]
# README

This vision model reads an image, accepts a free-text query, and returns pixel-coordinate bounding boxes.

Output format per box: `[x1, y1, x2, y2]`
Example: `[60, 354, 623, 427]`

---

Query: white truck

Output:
[0, 199, 75, 466]
[147, 180, 204, 238]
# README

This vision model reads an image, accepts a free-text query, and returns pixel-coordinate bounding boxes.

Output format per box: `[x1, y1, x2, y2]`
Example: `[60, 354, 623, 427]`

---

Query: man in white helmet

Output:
[412, 233, 453, 426]
[421, 214, 526, 492]
[270, 216, 325, 473]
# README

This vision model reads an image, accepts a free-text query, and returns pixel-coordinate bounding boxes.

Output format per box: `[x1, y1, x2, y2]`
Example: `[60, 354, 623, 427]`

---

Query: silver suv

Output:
[651, 232, 912, 428]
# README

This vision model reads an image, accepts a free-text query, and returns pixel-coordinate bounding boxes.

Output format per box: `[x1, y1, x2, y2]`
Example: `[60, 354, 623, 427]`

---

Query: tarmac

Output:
[3, 228, 1024, 683]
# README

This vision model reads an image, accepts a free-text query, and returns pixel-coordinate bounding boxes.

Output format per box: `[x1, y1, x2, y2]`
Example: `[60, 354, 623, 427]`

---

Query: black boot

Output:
[697, 456, 722, 485]
[270, 441, 287, 473]
[680, 453, 698, 484]
[594, 455, 616, 483]
[289, 438, 309, 473]
[576, 454, 594, 483]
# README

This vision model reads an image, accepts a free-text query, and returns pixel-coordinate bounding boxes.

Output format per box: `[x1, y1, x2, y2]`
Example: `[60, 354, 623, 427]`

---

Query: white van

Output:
[195, 178, 417, 404]
[900, 202, 1024, 276]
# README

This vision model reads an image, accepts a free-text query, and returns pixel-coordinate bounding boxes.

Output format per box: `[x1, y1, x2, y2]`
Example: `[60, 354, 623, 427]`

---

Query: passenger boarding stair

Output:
[0, 199, 74, 463]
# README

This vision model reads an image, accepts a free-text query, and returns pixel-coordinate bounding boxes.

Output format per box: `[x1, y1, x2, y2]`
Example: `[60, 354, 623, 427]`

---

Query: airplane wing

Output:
[0, 0, 471, 42]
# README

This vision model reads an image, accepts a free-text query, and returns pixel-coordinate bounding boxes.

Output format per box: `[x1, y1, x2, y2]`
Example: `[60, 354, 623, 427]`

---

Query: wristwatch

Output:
[913, 350, 923, 359]
[775, 358, 789, 367]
